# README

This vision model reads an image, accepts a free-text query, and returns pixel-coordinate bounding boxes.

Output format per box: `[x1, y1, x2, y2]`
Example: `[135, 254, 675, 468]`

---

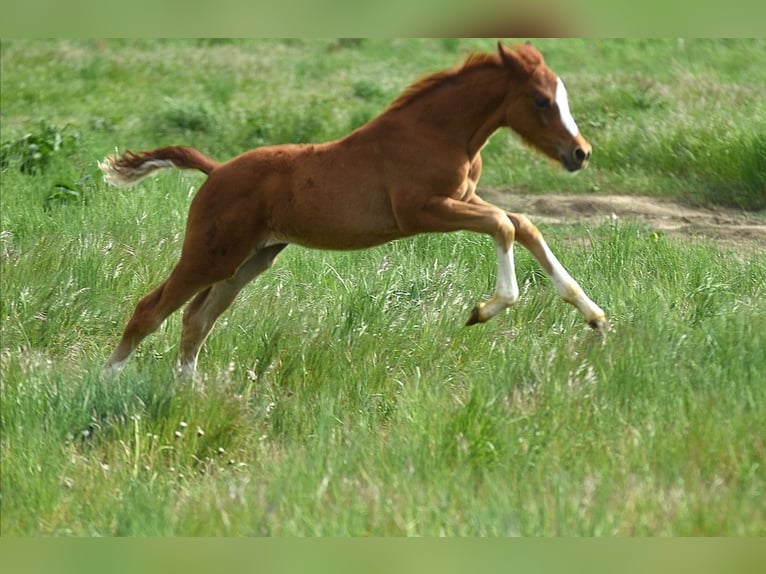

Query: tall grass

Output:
[1, 39, 765, 535]
[2, 183, 764, 534]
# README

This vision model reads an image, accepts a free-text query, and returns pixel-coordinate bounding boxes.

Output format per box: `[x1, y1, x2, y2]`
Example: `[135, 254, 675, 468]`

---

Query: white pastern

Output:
[555, 77, 579, 137]
[541, 240, 604, 320]
[495, 244, 519, 303]
[103, 357, 127, 375]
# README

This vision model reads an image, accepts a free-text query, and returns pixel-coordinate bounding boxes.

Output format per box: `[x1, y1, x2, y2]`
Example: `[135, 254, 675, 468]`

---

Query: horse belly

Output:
[270, 182, 402, 250]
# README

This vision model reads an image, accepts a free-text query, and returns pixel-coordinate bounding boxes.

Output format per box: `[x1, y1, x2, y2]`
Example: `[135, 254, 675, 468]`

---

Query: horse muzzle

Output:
[560, 140, 592, 172]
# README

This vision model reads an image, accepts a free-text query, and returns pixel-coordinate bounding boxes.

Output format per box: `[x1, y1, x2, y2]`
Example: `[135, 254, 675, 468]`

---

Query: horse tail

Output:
[99, 146, 220, 187]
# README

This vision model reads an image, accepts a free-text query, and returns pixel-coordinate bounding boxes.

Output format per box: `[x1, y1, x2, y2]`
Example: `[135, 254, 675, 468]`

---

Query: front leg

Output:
[466, 242, 519, 325]
[506, 212, 608, 332]
[467, 195, 608, 332]
[394, 194, 519, 325]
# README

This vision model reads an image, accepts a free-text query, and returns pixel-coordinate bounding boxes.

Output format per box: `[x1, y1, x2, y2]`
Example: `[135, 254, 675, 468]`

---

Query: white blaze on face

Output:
[555, 77, 579, 137]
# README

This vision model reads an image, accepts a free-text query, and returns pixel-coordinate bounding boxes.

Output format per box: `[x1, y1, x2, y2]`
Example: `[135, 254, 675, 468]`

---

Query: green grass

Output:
[1, 39, 765, 535]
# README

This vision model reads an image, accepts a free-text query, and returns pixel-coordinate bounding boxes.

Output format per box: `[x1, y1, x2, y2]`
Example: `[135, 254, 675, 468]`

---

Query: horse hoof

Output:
[588, 316, 610, 333]
[465, 305, 483, 326]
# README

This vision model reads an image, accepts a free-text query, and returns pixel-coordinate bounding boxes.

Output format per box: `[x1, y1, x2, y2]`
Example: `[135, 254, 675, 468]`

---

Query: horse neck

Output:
[393, 65, 510, 158]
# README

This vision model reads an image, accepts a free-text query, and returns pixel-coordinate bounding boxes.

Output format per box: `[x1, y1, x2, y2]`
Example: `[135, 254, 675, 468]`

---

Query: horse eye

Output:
[534, 94, 552, 109]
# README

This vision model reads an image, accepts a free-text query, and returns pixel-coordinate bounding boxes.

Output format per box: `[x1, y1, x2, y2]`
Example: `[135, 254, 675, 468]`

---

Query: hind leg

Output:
[103, 262, 214, 372]
[104, 166, 276, 373]
[177, 244, 287, 375]
[104, 243, 256, 372]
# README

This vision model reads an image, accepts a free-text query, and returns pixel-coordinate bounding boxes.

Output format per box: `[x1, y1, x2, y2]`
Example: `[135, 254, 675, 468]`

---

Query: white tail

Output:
[98, 146, 219, 188]
[99, 155, 176, 187]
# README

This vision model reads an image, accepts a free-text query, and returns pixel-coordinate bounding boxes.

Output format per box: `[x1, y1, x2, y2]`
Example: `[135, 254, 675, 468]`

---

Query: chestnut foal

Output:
[100, 42, 608, 375]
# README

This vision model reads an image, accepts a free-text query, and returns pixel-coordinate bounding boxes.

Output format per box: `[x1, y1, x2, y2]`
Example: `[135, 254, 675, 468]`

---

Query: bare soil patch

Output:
[481, 190, 766, 252]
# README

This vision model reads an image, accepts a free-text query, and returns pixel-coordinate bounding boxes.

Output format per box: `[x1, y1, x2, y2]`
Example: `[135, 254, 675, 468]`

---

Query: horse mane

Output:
[387, 51, 502, 111]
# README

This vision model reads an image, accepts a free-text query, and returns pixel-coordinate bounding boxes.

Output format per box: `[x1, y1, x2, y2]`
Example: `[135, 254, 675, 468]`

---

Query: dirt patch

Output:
[480, 190, 766, 252]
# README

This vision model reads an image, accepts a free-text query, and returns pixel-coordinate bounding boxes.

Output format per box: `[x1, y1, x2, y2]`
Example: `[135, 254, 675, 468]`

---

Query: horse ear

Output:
[497, 41, 528, 78]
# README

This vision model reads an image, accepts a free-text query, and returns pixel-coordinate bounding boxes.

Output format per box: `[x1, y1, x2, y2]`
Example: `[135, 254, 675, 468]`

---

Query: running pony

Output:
[100, 42, 608, 375]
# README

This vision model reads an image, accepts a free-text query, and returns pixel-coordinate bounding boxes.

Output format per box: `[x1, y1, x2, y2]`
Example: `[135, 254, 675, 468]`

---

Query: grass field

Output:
[1, 38, 765, 536]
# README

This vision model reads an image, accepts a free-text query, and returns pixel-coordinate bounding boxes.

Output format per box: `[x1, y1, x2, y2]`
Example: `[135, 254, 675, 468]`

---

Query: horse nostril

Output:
[574, 147, 587, 162]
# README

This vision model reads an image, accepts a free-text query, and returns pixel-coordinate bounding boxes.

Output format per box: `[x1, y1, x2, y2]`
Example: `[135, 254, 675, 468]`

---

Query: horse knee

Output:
[508, 213, 541, 242]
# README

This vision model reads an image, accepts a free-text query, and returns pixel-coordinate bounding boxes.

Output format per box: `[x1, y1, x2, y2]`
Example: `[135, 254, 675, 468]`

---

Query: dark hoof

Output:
[465, 306, 482, 326]
[588, 317, 610, 334]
